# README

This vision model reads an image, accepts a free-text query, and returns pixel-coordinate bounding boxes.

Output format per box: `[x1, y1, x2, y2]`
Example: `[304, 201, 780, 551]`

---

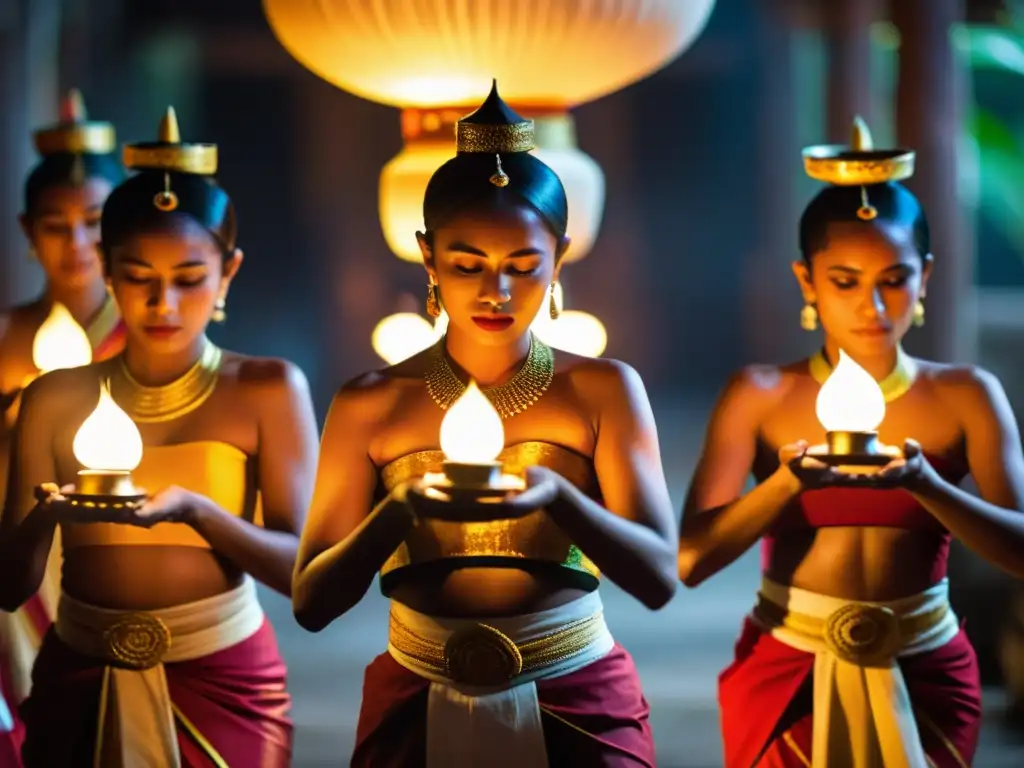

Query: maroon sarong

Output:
[353, 642, 655, 767]
[20, 619, 292, 767]
[718, 618, 982, 767]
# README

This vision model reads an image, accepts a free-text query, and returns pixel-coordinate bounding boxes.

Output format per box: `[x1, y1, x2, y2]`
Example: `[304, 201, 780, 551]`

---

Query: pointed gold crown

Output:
[802, 117, 915, 185]
[122, 107, 218, 176]
[455, 80, 535, 155]
[32, 88, 117, 156]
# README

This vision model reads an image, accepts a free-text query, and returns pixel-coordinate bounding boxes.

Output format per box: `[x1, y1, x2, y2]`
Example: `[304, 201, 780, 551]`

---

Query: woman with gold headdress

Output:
[678, 119, 1024, 767]
[0, 88, 126, 764]
[294, 81, 676, 767]
[0, 108, 317, 767]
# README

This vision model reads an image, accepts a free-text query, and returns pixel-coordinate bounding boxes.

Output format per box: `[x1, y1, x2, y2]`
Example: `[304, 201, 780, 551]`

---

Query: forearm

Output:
[189, 500, 298, 596]
[0, 505, 57, 611]
[548, 482, 676, 610]
[678, 468, 800, 588]
[293, 496, 415, 631]
[912, 477, 1024, 578]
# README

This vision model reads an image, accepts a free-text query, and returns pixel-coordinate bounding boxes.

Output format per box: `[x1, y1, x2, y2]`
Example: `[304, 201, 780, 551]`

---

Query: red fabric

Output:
[353, 642, 655, 768]
[718, 618, 982, 768]
[0, 667, 24, 768]
[20, 619, 292, 768]
[91, 320, 127, 363]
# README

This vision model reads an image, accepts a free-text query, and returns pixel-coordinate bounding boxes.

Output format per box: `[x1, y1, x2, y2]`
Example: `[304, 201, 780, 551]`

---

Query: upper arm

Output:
[682, 367, 772, 523]
[295, 376, 384, 571]
[254, 360, 321, 535]
[953, 367, 1024, 511]
[590, 360, 675, 541]
[1, 376, 58, 536]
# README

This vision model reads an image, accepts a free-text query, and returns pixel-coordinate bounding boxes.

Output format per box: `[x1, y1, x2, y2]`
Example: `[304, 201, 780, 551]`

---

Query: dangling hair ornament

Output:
[455, 80, 534, 186]
[801, 115, 915, 217]
[489, 154, 510, 188]
[153, 172, 179, 212]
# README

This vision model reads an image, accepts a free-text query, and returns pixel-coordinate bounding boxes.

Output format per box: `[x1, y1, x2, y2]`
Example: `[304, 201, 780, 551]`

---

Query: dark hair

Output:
[101, 170, 237, 265]
[23, 152, 123, 215]
[798, 181, 930, 261]
[423, 152, 568, 239]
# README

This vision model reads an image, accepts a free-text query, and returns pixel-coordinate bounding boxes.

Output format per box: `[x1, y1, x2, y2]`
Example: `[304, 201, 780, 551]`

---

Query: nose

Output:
[69, 223, 93, 251]
[146, 281, 178, 316]
[859, 286, 886, 321]
[478, 271, 511, 308]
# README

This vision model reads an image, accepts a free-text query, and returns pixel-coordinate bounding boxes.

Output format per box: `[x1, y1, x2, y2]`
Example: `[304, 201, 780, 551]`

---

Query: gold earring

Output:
[912, 299, 925, 327]
[426, 282, 441, 318]
[211, 296, 227, 324]
[800, 304, 818, 331]
[548, 282, 560, 320]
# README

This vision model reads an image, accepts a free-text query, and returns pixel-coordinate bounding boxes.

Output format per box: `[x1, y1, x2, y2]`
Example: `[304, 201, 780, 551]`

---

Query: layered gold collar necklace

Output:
[808, 345, 918, 403]
[110, 340, 223, 423]
[425, 333, 555, 419]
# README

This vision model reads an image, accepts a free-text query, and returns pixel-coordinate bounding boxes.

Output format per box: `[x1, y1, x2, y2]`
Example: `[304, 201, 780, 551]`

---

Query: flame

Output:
[72, 382, 144, 471]
[439, 380, 504, 463]
[815, 350, 886, 432]
[32, 303, 91, 373]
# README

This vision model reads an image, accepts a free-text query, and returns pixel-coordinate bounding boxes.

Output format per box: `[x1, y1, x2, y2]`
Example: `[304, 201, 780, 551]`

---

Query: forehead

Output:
[34, 177, 112, 214]
[111, 216, 221, 264]
[812, 221, 920, 271]
[434, 203, 555, 250]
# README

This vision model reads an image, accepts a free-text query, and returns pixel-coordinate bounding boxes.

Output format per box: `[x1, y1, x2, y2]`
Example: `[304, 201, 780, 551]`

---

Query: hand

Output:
[405, 465, 563, 522]
[875, 439, 934, 491]
[128, 485, 201, 528]
[32, 483, 78, 524]
[779, 441, 848, 491]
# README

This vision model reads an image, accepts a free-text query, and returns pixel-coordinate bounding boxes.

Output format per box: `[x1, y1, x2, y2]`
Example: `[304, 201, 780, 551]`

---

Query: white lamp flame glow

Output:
[32, 303, 91, 373]
[439, 381, 504, 464]
[72, 382, 144, 472]
[815, 350, 886, 433]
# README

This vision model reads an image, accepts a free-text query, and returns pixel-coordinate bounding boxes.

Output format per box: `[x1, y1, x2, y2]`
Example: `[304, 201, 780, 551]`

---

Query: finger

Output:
[903, 438, 922, 458]
[877, 459, 907, 477]
[778, 441, 809, 463]
[797, 456, 830, 471]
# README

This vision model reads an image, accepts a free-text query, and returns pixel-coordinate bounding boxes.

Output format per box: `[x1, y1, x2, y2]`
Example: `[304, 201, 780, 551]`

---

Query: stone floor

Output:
[263, 398, 1024, 766]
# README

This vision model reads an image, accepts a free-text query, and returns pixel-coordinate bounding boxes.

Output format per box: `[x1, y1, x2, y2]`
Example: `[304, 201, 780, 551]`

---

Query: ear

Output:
[919, 252, 934, 296]
[219, 248, 244, 294]
[791, 260, 816, 304]
[416, 231, 437, 282]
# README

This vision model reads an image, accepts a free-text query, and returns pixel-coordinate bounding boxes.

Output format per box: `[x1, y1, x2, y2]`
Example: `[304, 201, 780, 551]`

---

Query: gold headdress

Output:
[122, 107, 218, 213]
[802, 117, 916, 221]
[456, 80, 535, 187]
[32, 88, 116, 157]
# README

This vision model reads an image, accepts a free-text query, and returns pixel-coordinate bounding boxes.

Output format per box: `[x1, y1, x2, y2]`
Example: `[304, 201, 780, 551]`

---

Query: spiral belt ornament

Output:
[102, 613, 172, 669]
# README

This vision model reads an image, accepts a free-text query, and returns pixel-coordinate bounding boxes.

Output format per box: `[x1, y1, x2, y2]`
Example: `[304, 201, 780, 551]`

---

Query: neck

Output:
[45, 280, 108, 329]
[123, 334, 209, 387]
[822, 337, 899, 381]
[443, 327, 532, 388]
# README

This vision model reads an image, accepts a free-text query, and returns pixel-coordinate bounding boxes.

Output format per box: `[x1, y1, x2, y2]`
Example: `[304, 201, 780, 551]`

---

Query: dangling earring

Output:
[425, 282, 441, 319]
[800, 304, 818, 331]
[548, 282, 560, 321]
[211, 296, 227, 324]
[912, 299, 925, 327]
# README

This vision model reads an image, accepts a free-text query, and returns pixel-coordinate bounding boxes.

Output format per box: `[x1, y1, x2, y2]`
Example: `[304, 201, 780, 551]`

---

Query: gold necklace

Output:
[425, 334, 555, 419]
[112, 340, 223, 423]
[808, 345, 918, 403]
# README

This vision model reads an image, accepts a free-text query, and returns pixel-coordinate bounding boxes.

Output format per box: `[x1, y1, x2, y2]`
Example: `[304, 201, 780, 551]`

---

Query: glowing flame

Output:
[371, 313, 441, 365]
[32, 303, 91, 373]
[439, 380, 504, 463]
[72, 382, 144, 471]
[815, 350, 886, 432]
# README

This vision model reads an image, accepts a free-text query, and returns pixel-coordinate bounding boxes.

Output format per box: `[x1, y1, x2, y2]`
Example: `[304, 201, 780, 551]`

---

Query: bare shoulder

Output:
[920, 359, 1012, 413]
[327, 351, 430, 429]
[717, 361, 799, 413]
[22, 362, 107, 417]
[559, 354, 648, 402]
[223, 351, 310, 394]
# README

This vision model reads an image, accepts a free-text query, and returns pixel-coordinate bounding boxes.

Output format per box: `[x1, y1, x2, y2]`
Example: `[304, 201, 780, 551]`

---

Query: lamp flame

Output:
[439, 380, 504, 463]
[815, 350, 886, 432]
[32, 303, 91, 373]
[72, 382, 144, 471]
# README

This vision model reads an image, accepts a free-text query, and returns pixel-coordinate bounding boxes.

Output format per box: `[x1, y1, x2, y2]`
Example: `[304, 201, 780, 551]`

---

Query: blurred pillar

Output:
[0, 0, 61, 308]
[822, 0, 880, 142]
[892, 0, 974, 364]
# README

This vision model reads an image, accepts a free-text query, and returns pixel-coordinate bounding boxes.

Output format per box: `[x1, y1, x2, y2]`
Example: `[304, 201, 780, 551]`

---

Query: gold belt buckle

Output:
[444, 624, 524, 686]
[823, 603, 900, 667]
[102, 613, 172, 669]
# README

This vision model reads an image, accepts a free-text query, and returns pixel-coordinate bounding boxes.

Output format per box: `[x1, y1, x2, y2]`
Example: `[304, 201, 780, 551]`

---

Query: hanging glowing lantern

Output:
[263, 0, 717, 263]
[371, 312, 442, 365]
[31, 303, 92, 374]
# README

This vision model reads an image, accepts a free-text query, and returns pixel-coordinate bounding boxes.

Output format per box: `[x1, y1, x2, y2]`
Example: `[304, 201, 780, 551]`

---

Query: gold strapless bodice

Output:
[62, 441, 256, 549]
[378, 441, 601, 592]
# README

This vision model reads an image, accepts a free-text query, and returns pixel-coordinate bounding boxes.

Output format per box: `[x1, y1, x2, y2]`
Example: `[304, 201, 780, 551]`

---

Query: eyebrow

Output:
[826, 264, 910, 275]
[445, 241, 544, 259]
[37, 205, 104, 217]
[120, 257, 208, 269]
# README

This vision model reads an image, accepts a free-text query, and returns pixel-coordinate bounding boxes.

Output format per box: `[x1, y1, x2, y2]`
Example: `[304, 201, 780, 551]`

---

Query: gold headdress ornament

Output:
[802, 117, 916, 221]
[455, 80, 535, 188]
[32, 88, 117, 157]
[122, 107, 219, 213]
